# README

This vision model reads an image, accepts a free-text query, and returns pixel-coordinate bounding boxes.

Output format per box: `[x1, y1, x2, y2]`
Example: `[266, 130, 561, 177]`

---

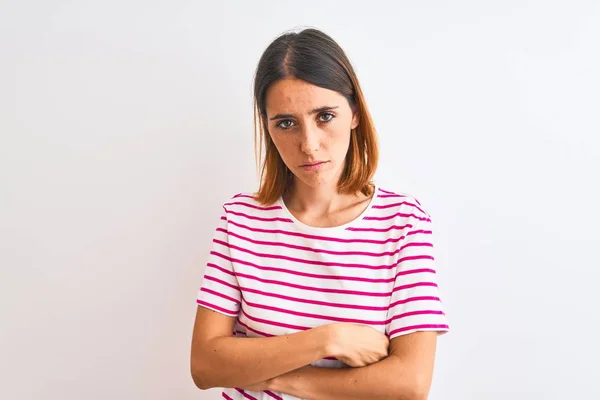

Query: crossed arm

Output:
[190, 306, 438, 400]
[245, 331, 436, 400]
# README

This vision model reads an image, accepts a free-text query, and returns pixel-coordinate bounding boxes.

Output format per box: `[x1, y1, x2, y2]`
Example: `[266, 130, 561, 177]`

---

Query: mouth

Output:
[300, 161, 329, 171]
[301, 161, 327, 167]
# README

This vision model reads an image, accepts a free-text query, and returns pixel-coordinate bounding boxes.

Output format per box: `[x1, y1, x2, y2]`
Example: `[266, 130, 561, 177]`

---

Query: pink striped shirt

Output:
[197, 186, 449, 400]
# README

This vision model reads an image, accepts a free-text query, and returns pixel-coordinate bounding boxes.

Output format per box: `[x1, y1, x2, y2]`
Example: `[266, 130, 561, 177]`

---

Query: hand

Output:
[324, 323, 389, 367]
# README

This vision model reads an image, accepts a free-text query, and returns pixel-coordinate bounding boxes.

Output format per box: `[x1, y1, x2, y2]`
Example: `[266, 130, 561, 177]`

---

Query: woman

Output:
[190, 28, 449, 400]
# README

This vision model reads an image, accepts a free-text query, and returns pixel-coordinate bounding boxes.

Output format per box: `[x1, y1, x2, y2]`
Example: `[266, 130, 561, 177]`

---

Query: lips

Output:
[301, 161, 327, 167]
[299, 161, 329, 171]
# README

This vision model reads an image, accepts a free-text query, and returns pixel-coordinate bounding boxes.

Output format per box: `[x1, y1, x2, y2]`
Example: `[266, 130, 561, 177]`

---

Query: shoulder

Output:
[374, 186, 432, 222]
[218, 191, 284, 220]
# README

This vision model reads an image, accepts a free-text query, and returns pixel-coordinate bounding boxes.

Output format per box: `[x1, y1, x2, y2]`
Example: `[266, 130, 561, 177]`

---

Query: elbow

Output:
[191, 372, 211, 391]
[412, 392, 429, 400]
[190, 357, 216, 390]
[393, 373, 431, 400]
[190, 366, 210, 390]
[405, 390, 429, 400]
[412, 372, 432, 400]
[394, 387, 428, 400]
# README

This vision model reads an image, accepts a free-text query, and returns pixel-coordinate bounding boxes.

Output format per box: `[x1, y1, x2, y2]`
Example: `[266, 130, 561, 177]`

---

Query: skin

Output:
[264, 77, 371, 227]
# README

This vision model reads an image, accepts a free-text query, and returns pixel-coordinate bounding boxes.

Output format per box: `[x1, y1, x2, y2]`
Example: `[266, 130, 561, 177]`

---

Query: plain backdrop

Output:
[1, 1, 599, 399]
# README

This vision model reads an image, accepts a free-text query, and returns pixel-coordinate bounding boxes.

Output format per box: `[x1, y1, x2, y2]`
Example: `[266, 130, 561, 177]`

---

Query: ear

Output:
[351, 109, 360, 130]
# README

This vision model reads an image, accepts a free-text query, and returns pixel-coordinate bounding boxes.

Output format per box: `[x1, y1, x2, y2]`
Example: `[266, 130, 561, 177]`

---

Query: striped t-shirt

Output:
[196, 186, 450, 400]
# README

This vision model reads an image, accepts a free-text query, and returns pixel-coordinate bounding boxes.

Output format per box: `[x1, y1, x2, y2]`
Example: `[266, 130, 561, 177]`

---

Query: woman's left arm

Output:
[256, 331, 438, 400]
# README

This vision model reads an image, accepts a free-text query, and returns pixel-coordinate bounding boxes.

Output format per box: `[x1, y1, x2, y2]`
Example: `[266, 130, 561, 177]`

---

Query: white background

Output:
[1, 1, 599, 399]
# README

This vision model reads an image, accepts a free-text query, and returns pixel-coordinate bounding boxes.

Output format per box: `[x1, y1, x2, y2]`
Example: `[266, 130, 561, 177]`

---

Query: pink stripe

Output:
[213, 242, 434, 271]
[212, 239, 434, 280]
[408, 229, 433, 237]
[225, 201, 282, 211]
[397, 267, 436, 277]
[226, 218, 410, 245]
[233, 193, 256, 199]
[226, 209, 293, 223]
[389, 296, 441, 308]
[236, 319, 273, 337]
[373, 201, 427, 215]
[389, 324, 449, 337]
[213, 241, 400, 270]
[243, 300, 384, 324]
[240, 284, 437, 311]
[235, 388, 258, 400]
[387, 310, 445, 323]
[208, 262, 391, 297]
[365, 212, 431, 222]
[204, 275, 240, 292]
[392, 281, 437, 293]
[245, 299, 444, 325]
[208, 261, 436, 297]
[196, 300, 238, 316]
[212, 251, 396, 281]
[264, 390, 283, 400]
[201, 287, 241, 304]
[398, 254, 435, 265]
[378, 188, 400, 195]
[347, 223, 414, 232]
[379, 193, 406, 198]
[207, 271, 439, 312]
[238, 286, 389, 310]
[205, 254, 436, 290]
[373, 202, 413, 209]
[222, 393, 234, 400]
[219, 244, 402, 280]
[220, 228, 431, 258]
[241, 309, 309, 331]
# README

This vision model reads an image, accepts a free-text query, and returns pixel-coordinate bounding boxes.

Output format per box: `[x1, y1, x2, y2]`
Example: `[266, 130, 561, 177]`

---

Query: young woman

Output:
[190, 28, 449, 400]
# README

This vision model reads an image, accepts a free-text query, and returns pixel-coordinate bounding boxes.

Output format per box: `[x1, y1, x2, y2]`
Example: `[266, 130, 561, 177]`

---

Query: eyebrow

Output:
[269, 106, 339, 121]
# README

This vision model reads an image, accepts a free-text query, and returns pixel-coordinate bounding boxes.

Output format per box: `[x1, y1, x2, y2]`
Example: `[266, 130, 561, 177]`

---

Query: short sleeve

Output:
[385, 212, 450, 339]
[196, 208, 242, 317]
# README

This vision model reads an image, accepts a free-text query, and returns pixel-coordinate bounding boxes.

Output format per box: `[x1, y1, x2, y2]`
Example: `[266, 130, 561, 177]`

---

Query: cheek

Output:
[328, 115, 352, 136]
[327, 123, 352, 148]
[270, 134, 297, 159]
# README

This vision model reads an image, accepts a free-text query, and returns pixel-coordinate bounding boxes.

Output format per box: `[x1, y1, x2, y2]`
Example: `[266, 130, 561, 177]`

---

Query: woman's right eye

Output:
[276, 120, 295, 130]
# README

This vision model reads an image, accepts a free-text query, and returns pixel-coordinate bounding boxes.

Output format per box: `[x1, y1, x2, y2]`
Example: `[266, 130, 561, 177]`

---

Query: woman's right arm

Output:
[189, 306, 389, 390]
[190, 306, 331, 390]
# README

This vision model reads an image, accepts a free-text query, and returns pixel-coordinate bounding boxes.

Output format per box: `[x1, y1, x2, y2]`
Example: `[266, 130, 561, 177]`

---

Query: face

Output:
[264, 78, 359, 189]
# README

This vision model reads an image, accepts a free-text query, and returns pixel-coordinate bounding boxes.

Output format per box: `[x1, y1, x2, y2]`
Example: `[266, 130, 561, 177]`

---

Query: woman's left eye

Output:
[319, 113, 335, 123]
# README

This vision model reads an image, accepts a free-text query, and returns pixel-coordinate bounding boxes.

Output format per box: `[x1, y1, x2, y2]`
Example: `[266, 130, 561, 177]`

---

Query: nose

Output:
[299, 124, 320, 155]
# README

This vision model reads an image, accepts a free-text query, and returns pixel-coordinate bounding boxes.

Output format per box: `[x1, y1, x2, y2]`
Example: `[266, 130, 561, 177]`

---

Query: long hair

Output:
[253, 28, 379, 205]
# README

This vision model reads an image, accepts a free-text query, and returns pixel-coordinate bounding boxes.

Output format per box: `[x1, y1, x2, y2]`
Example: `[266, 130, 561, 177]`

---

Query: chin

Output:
[297, 170, 340, 188]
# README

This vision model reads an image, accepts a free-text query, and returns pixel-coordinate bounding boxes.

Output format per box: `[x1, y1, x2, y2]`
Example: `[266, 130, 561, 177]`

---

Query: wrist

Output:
[317, 324, 340, 359]
[267, 374, 282, 392]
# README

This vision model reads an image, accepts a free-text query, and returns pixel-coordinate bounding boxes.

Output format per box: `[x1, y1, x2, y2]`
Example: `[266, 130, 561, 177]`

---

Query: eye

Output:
[276, 119, 295, 130]
[318, 112, 335, 123]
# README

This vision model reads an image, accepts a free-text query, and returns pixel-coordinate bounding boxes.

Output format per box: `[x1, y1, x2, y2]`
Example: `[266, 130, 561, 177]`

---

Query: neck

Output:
[285, 178, 351, 215]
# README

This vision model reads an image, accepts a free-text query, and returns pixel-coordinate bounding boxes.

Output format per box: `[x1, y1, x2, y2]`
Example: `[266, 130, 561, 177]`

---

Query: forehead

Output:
[265, 78, 345, 113]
